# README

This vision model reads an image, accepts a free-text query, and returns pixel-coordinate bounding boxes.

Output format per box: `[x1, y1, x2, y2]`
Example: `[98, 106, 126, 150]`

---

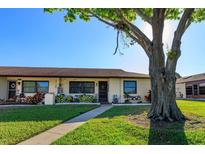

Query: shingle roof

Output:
[176, 73, 205, 84]
[0, 66, 150, 78]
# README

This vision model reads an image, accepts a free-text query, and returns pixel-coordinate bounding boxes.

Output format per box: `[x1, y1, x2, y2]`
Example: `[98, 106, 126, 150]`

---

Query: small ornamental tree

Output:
[44, 8, 205, 121]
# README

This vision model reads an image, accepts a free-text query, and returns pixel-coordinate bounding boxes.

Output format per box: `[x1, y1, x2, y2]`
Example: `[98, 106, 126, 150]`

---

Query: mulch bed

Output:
[128, 112, 205, 130]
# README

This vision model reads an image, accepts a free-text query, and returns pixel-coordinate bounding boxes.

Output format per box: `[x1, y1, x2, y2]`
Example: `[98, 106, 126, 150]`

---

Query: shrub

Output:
[144, 90, 151, 102]
[77, 94, 96, 103]
[55, 94, 65, 103]
[0, 99, 5, 104]
[33, 93, 45, 104]
[25, 96, 34, 104]
[25, 93, 45, 104]
[74, 97, 80, 102]
[55, 94, 96, 103]
[65, 96, 73, 102]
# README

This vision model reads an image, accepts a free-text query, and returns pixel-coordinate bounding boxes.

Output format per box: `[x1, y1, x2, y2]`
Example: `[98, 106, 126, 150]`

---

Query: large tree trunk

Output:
[147, 39, 185, 122]
[147, 9, 185, 122]
[147, 60, 185, 121]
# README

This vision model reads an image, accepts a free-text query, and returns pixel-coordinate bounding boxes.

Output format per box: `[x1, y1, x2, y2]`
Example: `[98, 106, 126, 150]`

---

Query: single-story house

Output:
[176, 73, 205, 99]
[0, 66, 151, 103]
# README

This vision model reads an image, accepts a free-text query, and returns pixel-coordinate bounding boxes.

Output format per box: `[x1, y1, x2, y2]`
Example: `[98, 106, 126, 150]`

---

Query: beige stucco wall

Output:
[108, 78, 121, 103]
[137, 78, 151, 100]
[106, 78, 151, 103]
[119, 78, 151, 102]
[7, 77, 58, 97]
[176, 83, 186, 98]
[0, 77, 7, 100]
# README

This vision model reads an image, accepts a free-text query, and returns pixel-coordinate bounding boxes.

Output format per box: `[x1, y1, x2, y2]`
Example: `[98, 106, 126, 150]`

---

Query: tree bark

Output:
[147, 9, 184, 122]
[147, 59, 185, 121]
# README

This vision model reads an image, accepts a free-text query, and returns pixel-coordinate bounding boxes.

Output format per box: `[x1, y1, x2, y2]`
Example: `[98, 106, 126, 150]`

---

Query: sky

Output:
[0, 8, 205, 76]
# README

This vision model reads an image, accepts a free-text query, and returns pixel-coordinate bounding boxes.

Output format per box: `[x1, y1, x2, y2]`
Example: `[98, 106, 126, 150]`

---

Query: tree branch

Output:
[126, 31, 153, 56]
[89, 12, 117, 29]
[151, 9, 166, 71]
[113, 30, 120, 55]
[172, 8, 195, 43]
[115, 9, 152, 57]
[184, 18, 192, 33]
[152, 8, 166, 43]
[166, 8, 194, 71]
[90, 9, 153, 57]
[135, 8, 152, 24]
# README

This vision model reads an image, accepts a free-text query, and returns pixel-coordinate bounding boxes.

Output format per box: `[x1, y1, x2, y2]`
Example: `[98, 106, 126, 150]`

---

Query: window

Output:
[124, 80, 137, 94]
[199, 83, 205, 95]
[69, 81, 95, 94]
[199, 86, 205, 95]
[36, 82, 49, 93]
[23, 81, 36, 93]
[23, 81, 49, 93]
[186, 86, 193, 95]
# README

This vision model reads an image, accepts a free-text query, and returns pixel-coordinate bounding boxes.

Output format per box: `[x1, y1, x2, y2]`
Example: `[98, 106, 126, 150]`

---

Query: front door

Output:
[98, 81, 108, 103]
[8, 81, 16, 99]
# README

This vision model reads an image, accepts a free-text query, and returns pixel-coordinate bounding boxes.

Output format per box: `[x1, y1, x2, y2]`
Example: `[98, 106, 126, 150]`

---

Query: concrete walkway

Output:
[18, 105, 112, 145]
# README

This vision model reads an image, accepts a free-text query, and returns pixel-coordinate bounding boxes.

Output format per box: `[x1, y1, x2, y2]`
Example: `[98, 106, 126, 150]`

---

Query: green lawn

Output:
[0, 104, 99, 145]
[53, 100, 205, 145]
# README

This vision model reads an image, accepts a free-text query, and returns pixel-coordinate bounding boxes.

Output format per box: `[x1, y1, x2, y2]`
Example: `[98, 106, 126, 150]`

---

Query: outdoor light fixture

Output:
[17, 79, 22, 85]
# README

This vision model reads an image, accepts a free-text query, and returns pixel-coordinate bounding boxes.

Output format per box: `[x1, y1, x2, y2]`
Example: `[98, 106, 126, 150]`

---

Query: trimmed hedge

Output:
[55, 94, 96, 103]
[76, 94, 97, 103]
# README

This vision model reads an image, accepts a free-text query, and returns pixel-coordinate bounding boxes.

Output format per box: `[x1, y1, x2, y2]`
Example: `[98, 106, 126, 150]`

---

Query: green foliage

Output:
[44, 8, 205, 24]
[65, 95, 73, 102]
[77, 94, 97, 103]
[55, 94, 74, 103]
[165, 9, 182, 20]
[55, 94, 97, 103]
[44, 8, 138, 23]
[55, 94, 65, 103]
[141, 8, 153, 17]
[166, 50, 177, 60]
[192, 9, 205, 22]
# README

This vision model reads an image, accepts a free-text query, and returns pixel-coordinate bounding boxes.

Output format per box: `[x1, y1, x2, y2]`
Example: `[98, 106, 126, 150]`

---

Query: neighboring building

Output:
[0, 66, 151, 103]
[176, 73, 205, 99]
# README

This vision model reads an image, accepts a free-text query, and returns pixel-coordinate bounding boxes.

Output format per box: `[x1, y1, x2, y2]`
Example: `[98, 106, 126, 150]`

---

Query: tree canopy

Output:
[44, 8, 205, 23]
[44, 8, 205, 56]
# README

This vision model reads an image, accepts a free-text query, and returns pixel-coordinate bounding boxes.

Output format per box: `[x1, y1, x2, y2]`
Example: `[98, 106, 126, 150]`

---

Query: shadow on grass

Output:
[148, 119, 188, 145]
[97, 106, 188, 145]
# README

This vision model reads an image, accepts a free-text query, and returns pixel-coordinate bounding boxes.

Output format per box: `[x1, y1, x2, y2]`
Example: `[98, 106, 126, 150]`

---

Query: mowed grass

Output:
[53, 100, 205, 145]
[0, 104, 99, 145]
